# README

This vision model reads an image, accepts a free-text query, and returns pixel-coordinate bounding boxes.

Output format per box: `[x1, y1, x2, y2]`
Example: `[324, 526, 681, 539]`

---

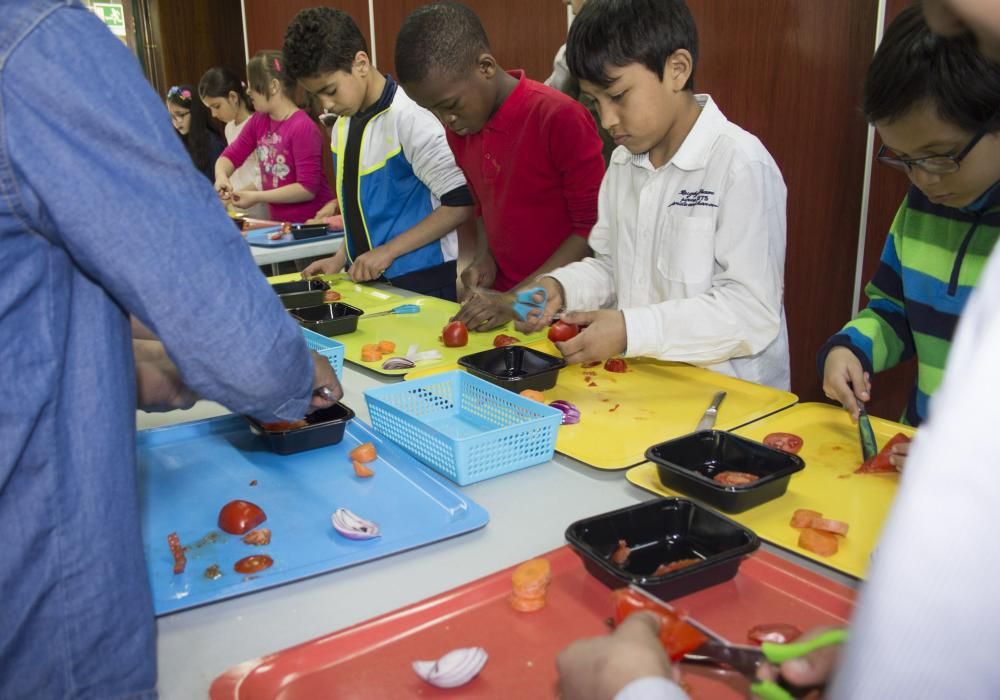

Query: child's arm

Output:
[232, 182, 315, 209]
[301, 246, 347, 279]
[306, 199, 340, 224]
[216, 116, 257, 197]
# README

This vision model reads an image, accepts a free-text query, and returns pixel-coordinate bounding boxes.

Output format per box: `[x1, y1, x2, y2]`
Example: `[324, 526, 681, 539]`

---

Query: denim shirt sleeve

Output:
[3, 7, 313, 420]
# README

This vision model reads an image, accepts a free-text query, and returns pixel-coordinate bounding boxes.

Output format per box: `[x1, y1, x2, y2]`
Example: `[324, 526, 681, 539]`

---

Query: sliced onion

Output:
[331, 508, 380, 540]
[413, 647, 488, 688]
[403, 344, 443, 364]
[382, 357, 415, 370]
[549, 400, 581, 425]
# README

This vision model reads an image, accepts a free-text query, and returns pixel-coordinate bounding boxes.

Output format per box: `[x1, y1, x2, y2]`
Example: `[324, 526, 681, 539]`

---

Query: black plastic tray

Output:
[646, 430, 805, 513]
[289, 302, 364, 336]
[272, 279, 330, 309]
[289, 223, 330, 240]
[565, 497, 759, 600]
[458, 345, 566, 392]
[245, 402, 355, 455]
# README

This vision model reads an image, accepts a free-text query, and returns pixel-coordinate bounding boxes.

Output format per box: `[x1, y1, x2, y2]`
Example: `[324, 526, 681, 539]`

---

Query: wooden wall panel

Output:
[243, 0, 372, 58]
[372, 0, 567, 82]
[687, 0, 878, 402]
[856, 0, 917, 421]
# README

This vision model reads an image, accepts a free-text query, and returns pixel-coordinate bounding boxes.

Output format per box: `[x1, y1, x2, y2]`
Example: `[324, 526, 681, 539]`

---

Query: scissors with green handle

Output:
[684, 627, 848, 699]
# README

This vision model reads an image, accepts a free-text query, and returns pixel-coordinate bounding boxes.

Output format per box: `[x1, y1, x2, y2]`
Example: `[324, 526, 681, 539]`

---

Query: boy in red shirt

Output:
[395, 2, 605, 330]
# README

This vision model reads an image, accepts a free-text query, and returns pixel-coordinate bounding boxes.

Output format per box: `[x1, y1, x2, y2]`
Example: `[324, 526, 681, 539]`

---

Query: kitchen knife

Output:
[695, 391, 727, 432]
[857, 403, 879, 462]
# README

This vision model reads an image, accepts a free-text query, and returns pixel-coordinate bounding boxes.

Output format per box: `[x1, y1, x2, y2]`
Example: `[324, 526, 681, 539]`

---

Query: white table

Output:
[142, 354, 856, 699]
[249, 236, 342, 267]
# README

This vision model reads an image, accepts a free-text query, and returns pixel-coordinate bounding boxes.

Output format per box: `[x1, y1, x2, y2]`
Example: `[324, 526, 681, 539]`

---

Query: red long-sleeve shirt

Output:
[446, 71, 605, 291]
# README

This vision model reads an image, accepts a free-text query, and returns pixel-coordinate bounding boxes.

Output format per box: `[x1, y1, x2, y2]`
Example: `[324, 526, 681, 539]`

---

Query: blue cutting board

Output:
[138, 414, 489, 615]
[246, 227, 344, 248]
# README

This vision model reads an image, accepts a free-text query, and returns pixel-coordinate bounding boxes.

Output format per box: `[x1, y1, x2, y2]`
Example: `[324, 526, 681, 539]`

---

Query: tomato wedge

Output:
[493, 334, 520, 347]
[604, 358, 628, 373]
[856, 432, 911, 473]
[611, 588, 708, 661]
[218, 499, 267, 535]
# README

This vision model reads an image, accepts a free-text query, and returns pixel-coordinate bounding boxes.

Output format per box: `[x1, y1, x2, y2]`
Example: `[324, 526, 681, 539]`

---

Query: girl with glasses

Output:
[165, 84, 225, 181]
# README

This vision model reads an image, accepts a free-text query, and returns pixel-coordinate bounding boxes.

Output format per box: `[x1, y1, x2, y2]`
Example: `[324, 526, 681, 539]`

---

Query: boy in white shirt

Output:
[518, 0, 790, 390]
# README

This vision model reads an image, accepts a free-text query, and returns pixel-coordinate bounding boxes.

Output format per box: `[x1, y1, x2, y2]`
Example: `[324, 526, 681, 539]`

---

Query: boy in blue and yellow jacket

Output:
[284, 7, 474, 301]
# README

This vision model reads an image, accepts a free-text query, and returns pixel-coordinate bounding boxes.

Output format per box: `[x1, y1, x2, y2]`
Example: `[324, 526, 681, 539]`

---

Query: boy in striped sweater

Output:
[820, 6, 1000, 463]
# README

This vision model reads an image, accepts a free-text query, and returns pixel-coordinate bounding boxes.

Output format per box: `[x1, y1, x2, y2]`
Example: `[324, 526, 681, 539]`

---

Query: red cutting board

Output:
[210, 547, 855, 699]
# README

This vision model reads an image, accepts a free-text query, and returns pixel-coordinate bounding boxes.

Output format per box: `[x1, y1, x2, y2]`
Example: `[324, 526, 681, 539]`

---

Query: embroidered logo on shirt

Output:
[668, 189, 719, 208]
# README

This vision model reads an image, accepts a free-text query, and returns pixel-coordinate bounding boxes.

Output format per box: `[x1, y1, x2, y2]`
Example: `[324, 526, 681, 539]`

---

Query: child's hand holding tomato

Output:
[554, 310, 627, 365]
[513, 276, 565, 334]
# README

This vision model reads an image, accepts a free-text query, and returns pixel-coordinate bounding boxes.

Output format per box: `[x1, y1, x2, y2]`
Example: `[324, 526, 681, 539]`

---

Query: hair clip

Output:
[274, 58, 281, 72]
[167, 85, 192, 102]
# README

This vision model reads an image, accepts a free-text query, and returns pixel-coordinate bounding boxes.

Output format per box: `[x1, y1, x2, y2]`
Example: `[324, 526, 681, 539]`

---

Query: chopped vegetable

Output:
[260, 419, 308, 432]
[510, 557, 552, 613]
[167, 532, 186, 574]
[442, 321, 469, 347]
[808, 517, 849, 536]
[242, 528, 272, 546]
[323, 290, 342, 303]
[762, 432, 804, 454]
[611, 539, 631, 565]
[352, 459, 374, 478]
[789, 508, 822, 529]
[349, 442, 377, 463]
[549, 400, 581, 425]
[381, 356, 415, 370]
[611, 588, 708, 661]
[748, 623, 802, 645]
[713, 471, 760, 486]
[234, 554, 274, 574]
[493, 334, 520, 347]
[857, 432, 911, 473]
[218, 500, 267, 535]
[604, 358, 628, 373]
[378, 340, 396, 353]
[413, 647, 488, 689]
[331, 508, 380, 539]
[798, 527, 839, 557]
[653, 558, 700, 576]
[519, 389, 545, 402]
[361, 345, 383, 362]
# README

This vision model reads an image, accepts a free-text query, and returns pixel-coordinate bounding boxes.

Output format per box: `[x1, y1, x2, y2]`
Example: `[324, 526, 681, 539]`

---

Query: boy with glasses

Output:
[819, 5, 1000, 447]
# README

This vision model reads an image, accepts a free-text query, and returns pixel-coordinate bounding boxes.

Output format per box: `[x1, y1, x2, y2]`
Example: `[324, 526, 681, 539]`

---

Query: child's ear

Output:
[477, 53, 497, 80]
[663, 49, 693, 92]
[354, 50, 371, 75]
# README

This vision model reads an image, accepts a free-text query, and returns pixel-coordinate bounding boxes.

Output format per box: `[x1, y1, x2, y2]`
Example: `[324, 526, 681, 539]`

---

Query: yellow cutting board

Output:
[335, 296, 546, 376]
[268, 273, 404, 313]
[407, 339, 798, 469]
[626, 402, 915, 578]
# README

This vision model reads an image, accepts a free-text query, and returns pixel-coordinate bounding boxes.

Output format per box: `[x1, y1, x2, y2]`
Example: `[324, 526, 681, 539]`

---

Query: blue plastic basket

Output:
[364, 370, 562, 485]
[302, 328, 344, 379]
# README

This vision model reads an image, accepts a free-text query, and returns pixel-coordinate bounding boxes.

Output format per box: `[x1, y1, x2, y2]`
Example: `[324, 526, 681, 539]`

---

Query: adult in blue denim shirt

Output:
[0, 2, 342, 698]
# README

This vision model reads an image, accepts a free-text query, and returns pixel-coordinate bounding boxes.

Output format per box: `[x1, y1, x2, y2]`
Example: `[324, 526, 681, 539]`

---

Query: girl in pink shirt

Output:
[215, 51, 333, 223]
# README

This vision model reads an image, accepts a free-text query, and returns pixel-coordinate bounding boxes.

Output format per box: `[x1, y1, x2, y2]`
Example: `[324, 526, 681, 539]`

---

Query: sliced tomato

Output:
[218, 499, 267, 535]
[323, 290, 342, 303]
[713, 471, 760, 486]
[762, 432, 804, 454]
[548, 320, 579, 342]
[748, 623, 802, 645]
[856, 432, 911, 473]
[493, 334, 520, 347]
[442, 321, 469, 347]
[604, 358, 628, 373]
[611, 588, 708, 661]
[234, 554, 274, 574]
[167, 532, 186, 574]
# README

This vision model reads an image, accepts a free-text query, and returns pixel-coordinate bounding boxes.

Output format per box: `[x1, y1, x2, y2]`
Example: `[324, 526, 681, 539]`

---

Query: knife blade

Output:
[695, 391, 727, 432]
[857, 403, 879, 462]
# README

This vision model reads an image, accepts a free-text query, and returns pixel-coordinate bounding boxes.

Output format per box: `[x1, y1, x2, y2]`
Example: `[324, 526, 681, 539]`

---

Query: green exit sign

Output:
[93, 2, 126, 37]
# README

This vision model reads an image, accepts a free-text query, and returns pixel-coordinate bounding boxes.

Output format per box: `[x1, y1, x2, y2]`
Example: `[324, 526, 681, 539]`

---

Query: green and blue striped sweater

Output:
[819, 183, 1000, 425]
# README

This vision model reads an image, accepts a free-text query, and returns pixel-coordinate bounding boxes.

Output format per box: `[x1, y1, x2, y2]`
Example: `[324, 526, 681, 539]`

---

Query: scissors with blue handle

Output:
[512, 286, 552, 322]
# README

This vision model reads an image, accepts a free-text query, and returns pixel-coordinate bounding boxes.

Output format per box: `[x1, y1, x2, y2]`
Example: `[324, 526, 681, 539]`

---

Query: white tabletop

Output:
[249, 236, 342, 266]
[142, 335, 856, 699]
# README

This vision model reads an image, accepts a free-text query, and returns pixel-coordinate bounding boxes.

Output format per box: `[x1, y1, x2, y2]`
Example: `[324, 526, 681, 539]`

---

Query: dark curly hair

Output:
[863, 5, 1000, 132]
[166, 84, 219, 175]
[283, 7, 368, 80]
[566, 0, 698, 91]
[394, 3, 490, 85]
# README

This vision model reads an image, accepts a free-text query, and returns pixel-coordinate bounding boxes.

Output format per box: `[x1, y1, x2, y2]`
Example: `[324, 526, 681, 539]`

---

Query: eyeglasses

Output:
[876, 121, 992, 174]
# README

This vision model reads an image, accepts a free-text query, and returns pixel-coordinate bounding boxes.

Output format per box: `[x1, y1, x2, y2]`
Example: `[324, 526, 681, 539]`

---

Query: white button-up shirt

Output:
[549, 95, 790, 390]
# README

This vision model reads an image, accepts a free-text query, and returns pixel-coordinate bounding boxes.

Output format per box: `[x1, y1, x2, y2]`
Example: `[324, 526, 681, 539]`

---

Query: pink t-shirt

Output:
[222, 110, 334, 223]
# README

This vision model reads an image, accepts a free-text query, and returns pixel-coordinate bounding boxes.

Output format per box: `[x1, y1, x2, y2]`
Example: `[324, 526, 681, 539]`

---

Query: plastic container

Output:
[645, 430, 805, 513]
[245, 402, 355, 455]
[290, 302, 364, 336]
[364, 370, 562, 485]
[289, 223, 330, 240]
[458, 345, 566, 393]
[301, 328, 344, 379]
[273, 279, 331, 309]
[565, 498, 759, 600]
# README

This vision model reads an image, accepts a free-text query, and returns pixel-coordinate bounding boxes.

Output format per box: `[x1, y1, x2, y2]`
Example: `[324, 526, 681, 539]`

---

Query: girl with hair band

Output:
[214, 51, 334, 223]
[166, 84, 225, 181]
[199, 67, 268, 220]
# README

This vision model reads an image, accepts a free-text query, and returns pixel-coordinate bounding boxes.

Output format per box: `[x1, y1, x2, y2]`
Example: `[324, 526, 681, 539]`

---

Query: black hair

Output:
[566, 0, 698, 91]
[394, 3, 490, 85]
[166, 84, 218, 174]
[283, 7, 369, 80]
[198, 66, 254, 112]
[864, 5, 1000, 132]
[247, 50, 296, 98]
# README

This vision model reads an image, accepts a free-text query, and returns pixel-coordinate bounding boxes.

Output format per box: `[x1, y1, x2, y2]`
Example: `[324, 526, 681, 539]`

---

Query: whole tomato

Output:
[218, 499, 267, 535]
[547, 320, 579, 343]
[442, 321, 469, 347]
